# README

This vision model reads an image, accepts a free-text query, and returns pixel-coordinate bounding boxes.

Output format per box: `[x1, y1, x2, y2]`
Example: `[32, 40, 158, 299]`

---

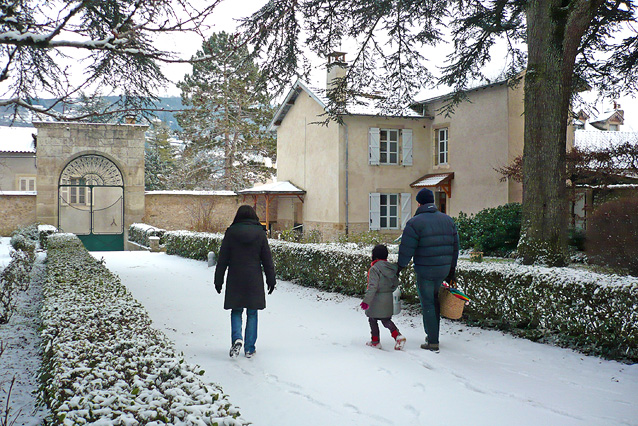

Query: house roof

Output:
[589, 109, 624, 130]
[0, 126, 37, 153]
[413, 80, 509, 106]
[236, 180, 306, 195]
[410, 172, 455, 188]
[269, 79, 423, 130]
[575, 130, 638, 151]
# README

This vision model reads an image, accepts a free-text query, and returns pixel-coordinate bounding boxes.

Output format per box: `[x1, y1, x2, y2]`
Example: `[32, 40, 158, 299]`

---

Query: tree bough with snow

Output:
[239, 0, 638, 266]
[0, 0, 223, 121]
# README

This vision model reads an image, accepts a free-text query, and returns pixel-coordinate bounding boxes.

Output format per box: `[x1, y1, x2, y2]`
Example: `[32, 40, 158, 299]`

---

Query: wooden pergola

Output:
[236, 181, 306, 232]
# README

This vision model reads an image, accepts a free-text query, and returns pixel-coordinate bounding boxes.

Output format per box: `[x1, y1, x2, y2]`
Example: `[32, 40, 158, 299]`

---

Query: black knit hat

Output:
[372, 244, 388, 261]
[416, 188, 434, 205]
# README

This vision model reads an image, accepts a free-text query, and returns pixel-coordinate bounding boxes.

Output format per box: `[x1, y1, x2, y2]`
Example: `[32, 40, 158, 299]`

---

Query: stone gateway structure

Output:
[34, 122, 146, 250]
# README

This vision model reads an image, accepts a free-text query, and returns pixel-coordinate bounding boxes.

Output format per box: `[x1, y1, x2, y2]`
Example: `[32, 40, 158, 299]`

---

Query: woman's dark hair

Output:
[232, 204, 260, 224]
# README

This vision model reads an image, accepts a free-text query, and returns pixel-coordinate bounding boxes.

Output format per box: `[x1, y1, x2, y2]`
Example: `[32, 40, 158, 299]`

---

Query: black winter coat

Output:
[214, 219, 276, 310]
[398, 203, 459, 282]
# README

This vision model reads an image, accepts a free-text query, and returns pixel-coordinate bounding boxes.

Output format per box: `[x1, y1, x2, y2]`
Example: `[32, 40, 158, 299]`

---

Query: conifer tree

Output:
[176, 31, 276, 191]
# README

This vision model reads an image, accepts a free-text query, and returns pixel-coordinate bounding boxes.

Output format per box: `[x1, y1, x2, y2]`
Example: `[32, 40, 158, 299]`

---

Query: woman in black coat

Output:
[214, 205, 276, 358]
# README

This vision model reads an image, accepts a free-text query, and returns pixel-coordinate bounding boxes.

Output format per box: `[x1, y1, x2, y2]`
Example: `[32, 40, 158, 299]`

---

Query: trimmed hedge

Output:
[457, 262, 638, 362]
[41, 233, 248, 425]
[164, 228, 638, 362]
[129, 223, 167, 248]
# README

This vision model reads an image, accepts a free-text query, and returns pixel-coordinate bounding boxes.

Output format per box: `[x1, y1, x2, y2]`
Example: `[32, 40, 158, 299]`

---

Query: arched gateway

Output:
[34, 122, 147, 251]
[58, 155, 125, 250]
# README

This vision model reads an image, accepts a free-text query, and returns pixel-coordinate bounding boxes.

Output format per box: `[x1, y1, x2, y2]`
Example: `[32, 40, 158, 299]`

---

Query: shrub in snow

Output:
[0, 250, 34, 324]
[38, 224, 58, 250]
[41, 233, 248, 425]
[586, 197, 638, 275]
[453, 203, 522, 256]
[457, 261, 638, 362]
[129, 223, 167, 248]
[164, 230, 224, 261]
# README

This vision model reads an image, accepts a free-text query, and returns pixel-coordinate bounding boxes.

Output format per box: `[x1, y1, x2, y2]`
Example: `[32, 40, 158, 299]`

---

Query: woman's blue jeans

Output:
[414, 266, 441, 344]
[231, 308, 258, 353]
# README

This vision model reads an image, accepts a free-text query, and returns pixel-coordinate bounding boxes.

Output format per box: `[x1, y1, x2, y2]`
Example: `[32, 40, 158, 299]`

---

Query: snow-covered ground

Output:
[91, 250, 638, 426]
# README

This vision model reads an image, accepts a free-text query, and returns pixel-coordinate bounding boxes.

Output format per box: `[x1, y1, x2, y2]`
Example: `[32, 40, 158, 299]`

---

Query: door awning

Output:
[410, 172, 454, 198]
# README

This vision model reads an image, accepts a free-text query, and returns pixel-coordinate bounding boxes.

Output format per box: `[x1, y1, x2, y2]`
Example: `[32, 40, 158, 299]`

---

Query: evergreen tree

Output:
[238, 0, 638, 266]
[176, 31, 276, 191]
[145, 120, 175, 190]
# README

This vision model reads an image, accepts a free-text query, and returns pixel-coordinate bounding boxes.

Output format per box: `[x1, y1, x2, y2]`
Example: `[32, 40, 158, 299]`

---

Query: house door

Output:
[58, 155, 124, 251]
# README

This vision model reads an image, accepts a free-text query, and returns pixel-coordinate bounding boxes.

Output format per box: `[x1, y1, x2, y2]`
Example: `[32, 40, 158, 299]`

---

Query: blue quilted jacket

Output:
[398, 203, 459, 282]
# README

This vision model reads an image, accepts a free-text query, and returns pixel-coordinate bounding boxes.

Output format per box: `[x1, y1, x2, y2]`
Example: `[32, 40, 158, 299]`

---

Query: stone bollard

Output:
[149, 236, 160, 252]
[208, 251, 216, 267]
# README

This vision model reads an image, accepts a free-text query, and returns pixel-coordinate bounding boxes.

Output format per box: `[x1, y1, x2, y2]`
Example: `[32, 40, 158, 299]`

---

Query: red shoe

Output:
[366, 338, 381, 349]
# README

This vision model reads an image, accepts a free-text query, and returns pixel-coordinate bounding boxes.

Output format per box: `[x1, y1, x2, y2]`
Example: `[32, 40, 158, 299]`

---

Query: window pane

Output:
[390, 205, 397, 216]
[390, 194, 398, 204]
[389, 131, 398, 142]
[380, 194, 387, 204]
[389, 153, 396, 164]
[390, 217, 397, 228]
[380, 153, 387, 163]
[29, 179, 35, 191]
[380, 217, 387, 228]
[380, 130, 387, 140]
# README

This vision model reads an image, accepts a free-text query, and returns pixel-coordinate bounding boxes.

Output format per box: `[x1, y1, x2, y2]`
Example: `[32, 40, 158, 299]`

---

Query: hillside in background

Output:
[0, 97, 185, 131]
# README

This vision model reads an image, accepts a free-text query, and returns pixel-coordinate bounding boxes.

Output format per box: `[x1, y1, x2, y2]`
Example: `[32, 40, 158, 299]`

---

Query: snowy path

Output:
[94, 250, 638, 426]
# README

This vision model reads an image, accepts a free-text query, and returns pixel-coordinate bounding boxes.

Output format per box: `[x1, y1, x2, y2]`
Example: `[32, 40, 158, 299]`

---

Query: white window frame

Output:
[380, 193, 400, 229]
[370, 192, 412, 230]
[379, 129, 400, 165]
[437, 127, 449, 165]
[18, 176, 36, 192]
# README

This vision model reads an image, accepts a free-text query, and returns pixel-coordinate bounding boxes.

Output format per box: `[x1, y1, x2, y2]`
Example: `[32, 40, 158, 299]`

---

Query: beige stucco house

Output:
[0, 126, 37, 192]
[270, 57, 560, 241]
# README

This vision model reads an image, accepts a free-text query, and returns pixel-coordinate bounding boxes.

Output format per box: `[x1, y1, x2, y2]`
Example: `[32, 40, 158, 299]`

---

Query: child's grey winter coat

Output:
[363, 260, 400, 319]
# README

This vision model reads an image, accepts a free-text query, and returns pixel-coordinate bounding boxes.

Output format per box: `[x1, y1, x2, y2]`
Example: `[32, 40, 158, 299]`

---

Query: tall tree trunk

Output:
[518, 0, 599, 266]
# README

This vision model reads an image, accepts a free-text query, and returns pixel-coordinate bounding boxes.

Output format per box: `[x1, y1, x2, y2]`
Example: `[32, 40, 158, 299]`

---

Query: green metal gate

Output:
[58, 155, 125, 251]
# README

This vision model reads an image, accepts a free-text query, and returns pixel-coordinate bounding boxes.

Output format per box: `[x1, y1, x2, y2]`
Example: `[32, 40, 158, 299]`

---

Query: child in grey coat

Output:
[360, 244, 406, 350]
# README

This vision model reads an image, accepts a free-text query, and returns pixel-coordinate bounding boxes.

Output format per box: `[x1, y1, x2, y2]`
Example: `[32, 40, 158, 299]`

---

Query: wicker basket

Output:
[439, 286, 465, 320]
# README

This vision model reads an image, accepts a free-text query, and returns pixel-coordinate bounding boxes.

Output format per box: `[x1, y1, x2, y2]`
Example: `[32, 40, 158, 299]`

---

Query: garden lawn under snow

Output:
[93, 249, 638, 426]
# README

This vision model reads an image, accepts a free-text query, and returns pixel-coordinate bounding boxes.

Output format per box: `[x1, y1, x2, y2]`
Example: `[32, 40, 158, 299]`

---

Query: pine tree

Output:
[176, 31, 276, 191]
[145, 120, 175, 190]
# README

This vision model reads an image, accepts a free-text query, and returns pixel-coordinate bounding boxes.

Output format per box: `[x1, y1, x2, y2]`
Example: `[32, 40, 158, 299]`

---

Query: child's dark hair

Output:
[372, 244, 388, 261]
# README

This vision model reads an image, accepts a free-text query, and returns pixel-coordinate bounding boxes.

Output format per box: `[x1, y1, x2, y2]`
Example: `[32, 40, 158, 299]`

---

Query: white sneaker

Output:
[229, 339, 243, 358]
[394, 334, 406, 351]
[245, 351, 255, 358]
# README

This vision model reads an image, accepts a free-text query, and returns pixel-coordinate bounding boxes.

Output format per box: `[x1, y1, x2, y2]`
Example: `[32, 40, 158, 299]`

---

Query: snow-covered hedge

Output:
[163, 228, 638, 362]
[129, 223, 166, 248]
[41, 233, 248, 425]
[164, 230, 224, 261]
[457, 261, 638, 362]
[38, 224, 58, 250]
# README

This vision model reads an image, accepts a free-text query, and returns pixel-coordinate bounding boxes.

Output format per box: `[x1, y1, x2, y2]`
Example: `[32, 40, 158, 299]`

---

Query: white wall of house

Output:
[275, 91, 342, 232]
[424, 83, 520, 217]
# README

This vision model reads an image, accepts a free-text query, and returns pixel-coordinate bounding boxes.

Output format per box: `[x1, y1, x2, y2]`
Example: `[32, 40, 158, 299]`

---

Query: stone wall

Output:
[0, 194, 36, 236]
[143, 192, 278, 233]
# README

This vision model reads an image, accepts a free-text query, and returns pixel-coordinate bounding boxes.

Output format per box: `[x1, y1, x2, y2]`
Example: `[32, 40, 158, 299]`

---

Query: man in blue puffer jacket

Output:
[398, 188, 459, 352]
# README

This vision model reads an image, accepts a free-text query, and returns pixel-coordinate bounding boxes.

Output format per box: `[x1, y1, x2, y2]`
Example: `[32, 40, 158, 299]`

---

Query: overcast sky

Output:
[161, 0, 638, 130]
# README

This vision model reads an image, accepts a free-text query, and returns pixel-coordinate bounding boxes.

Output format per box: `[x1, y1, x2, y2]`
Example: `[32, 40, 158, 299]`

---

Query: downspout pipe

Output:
[344, 120, 349, 237]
